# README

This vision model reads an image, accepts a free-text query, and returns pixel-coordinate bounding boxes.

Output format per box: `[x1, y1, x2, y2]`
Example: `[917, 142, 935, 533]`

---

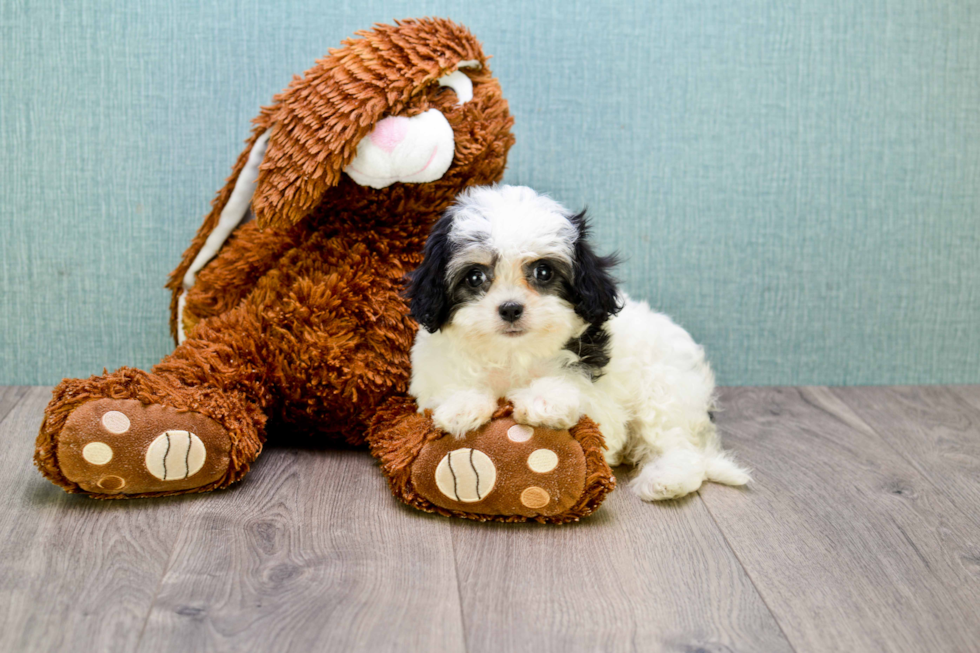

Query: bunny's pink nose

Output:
[370, 116, 410, 153]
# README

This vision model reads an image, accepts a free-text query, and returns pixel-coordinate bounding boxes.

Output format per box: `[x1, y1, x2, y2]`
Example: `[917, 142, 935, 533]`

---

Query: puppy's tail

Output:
[705, 450, 751, 486]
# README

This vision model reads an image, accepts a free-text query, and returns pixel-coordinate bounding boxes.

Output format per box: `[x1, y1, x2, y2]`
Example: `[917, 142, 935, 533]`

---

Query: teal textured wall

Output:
[1, 0, 978, 386]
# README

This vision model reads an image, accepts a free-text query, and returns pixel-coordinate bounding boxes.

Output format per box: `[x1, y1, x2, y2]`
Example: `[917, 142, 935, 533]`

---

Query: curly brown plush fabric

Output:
[36, 18, 515, 498]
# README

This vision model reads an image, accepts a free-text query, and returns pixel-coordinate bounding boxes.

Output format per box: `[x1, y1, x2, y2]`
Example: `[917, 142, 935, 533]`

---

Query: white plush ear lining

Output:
[182, 131, 269, 291]
[177, 130, 270, 343]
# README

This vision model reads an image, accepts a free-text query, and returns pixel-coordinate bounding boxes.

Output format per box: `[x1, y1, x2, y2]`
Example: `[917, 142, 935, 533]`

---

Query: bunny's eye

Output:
[436, 70, 473, 104]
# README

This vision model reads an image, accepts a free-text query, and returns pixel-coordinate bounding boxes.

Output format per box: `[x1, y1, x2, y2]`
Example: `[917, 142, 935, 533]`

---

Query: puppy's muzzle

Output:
[498, 301, 524, 323]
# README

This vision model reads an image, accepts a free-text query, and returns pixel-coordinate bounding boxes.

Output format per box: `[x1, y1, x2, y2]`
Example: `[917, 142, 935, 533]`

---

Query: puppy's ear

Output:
[569, 210, 622, 326]
[405, 214, 456, 333]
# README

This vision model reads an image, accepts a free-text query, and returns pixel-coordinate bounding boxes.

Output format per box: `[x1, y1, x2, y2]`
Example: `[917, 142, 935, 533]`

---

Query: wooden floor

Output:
[1, 386, 979, 652]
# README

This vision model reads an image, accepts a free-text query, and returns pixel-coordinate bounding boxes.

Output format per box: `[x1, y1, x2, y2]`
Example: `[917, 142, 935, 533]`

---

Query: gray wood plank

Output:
[832, 385, 980, 527]
[949, 385, 980, 414]
[700, 386, 980, 653]
[137, 445, 467, 653]
[451, 472, 794, 653]
[9, 383, 980, 653]
[0, 387, 189, 653]
[0, 386, 29, 423]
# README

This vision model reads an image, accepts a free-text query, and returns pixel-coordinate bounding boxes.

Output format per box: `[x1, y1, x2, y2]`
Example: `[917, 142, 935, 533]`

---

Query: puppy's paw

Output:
[432, 390, 497, 439]
[631, 449, 707, 501]
[604, 449, 624, 467]
[508, 378, 582, 430]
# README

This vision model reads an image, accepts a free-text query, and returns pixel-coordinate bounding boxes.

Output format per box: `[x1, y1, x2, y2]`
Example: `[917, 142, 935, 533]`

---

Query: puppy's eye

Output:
[465, 268, 487, 288]
[533, 262, 554, 283]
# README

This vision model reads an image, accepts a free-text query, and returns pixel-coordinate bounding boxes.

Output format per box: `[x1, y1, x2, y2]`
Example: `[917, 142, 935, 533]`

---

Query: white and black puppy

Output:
[405, 185, 749, 501]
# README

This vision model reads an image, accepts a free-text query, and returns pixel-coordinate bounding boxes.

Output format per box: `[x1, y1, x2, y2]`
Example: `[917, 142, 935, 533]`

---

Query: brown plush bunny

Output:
[34, 19, 614, 520]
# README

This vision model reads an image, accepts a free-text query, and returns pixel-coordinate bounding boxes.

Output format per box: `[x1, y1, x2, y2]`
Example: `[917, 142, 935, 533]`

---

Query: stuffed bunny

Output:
[36, 18, 513, 497]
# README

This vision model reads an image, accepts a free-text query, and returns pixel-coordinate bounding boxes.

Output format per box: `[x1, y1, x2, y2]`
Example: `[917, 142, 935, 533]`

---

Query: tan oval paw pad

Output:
[520, 486, 550, 509]
[82, 442, 113, 465]
[527, 449, 558, 473]
[97, 476, 126, 491]
[507, 424, 533, 442]
[100, 411, 131, 434]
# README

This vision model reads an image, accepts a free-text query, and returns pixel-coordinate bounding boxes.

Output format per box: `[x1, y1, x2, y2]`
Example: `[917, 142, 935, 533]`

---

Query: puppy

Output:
[405, 185, 750, 501]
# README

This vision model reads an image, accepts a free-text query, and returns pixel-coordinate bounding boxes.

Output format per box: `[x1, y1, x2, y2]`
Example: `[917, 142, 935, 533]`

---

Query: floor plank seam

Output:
[949, 386, 980, 407]
[0, 386, 32, 429]
[132, 504, 193, 651]
[942, 386, 980, 422]
[448, 525, 472, 653]
[826, 387, 980, 532]
[696, 492, 800, 653]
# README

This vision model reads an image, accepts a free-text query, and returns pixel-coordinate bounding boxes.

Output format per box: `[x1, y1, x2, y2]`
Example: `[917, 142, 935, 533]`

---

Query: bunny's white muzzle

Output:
[343, 110, 455, 189]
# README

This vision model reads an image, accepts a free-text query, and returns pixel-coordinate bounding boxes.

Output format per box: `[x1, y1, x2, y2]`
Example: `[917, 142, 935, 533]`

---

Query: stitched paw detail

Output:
[56, 399, 231, 495]
[413, 417, 588, 517]
[144, 431, 207, 481]
[434, 448, 497, 502]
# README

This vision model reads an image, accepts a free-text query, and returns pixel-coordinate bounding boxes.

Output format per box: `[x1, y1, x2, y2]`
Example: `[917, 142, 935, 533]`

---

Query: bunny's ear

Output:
[167, 126, 272, 340]
[249, 18, 485, 229]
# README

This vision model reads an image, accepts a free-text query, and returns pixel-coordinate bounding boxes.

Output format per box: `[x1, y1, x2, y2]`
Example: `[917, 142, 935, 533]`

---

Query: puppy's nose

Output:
[369, 116, 410, 153]
[498, 301, 524, 323]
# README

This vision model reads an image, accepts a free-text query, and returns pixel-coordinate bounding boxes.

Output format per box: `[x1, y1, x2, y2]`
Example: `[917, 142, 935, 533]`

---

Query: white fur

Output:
[409, 185, 751, 501]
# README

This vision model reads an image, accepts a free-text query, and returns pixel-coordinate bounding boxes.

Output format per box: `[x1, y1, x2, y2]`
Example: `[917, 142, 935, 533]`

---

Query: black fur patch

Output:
[404, 213, 457, 333]
[564, 324, 613, 380]
[405, 212, 494, 332]
[565, 210, 622, 326]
